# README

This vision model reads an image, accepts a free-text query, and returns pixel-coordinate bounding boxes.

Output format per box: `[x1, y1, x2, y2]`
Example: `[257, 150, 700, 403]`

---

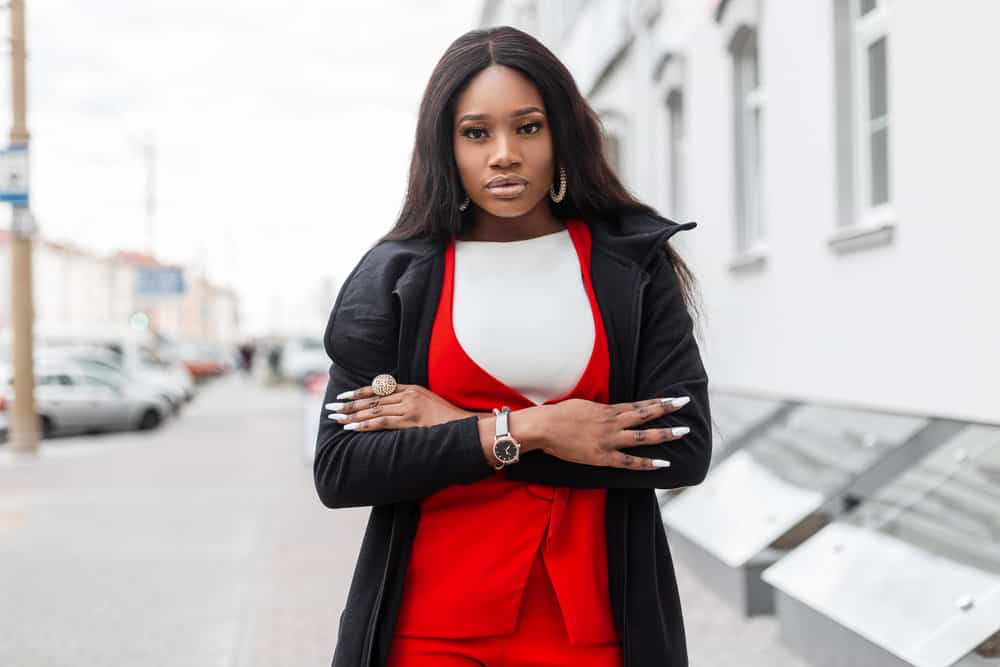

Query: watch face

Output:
[493, 437, 519, 463]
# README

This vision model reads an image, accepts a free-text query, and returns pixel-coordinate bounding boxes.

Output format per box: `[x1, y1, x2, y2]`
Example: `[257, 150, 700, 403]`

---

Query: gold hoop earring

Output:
[549, 166, 567, 203]
[458, 195, 470, 212]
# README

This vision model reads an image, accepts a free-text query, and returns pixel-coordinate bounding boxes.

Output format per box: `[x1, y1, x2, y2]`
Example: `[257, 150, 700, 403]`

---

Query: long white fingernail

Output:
[652, 459, 671, 468]
[343, 422, 359, 430]
[328, 413, 348, 421]
[671, 426, 690, 437]
[326, 402, 345, 410]
[661, 396, 690, 408]
[336, 390, 355, 400]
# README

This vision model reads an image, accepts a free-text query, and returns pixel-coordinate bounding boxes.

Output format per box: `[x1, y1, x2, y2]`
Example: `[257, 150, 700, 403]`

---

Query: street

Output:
[0, 375, 804, 666]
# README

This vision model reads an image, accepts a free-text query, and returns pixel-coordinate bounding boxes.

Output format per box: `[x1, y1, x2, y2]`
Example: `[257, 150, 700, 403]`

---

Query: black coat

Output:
[314, 211, 713, 667]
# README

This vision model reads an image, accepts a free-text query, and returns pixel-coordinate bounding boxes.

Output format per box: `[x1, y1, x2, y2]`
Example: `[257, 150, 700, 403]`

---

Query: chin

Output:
[479, 197, 542, 218]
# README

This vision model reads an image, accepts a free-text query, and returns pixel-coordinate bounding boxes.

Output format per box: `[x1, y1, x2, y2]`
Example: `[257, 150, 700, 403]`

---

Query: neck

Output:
[458, 201, 566, 242]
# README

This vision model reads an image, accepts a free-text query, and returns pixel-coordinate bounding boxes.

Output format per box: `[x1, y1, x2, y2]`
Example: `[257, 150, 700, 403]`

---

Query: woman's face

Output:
[452, 65, 555, 218]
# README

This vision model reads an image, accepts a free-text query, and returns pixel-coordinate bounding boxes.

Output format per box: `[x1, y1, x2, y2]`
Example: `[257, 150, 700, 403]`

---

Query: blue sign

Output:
[0, 145, 29, 204]
[137, 267, 186, 297]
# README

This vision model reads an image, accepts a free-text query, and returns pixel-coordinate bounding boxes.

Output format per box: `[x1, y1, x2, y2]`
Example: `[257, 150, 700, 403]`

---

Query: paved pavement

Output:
[0, 374, 806, 666]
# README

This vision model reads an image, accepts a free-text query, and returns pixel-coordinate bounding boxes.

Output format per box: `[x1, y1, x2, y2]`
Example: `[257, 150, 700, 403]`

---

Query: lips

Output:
[486, 175, 528, 199]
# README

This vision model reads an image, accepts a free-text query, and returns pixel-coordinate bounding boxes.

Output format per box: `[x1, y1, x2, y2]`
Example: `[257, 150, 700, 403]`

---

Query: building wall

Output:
[481, 0, 1000, 424]
[0, 233, 242, 347]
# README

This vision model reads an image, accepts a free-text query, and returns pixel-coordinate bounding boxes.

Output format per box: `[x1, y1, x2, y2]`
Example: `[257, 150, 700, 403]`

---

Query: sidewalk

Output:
[0, 375, 366, 666]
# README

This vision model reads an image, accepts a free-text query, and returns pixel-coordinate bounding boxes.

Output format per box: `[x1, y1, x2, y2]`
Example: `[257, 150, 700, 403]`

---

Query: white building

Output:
[480, 0, 1000, 425]
[0, 231, 241, 348]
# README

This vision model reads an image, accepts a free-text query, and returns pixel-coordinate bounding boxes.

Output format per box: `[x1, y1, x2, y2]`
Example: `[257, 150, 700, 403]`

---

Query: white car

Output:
[40, 345, 191, 413]
[281, 336, 329, 385]
[0, 360, 173, 439]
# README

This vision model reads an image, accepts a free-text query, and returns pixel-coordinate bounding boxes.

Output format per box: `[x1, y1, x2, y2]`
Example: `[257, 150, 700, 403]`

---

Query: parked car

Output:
[41, 336, 196, 405]
[0, 360, 172, 439]
[281, 336, 328, 385]
[39, 345, 187, 414]
[162, 340, 233, 381]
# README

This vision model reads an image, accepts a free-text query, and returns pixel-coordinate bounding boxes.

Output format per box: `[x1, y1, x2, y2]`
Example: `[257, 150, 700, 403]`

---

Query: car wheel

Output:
[39, 416, 54, 438]
[138, 408, 162, 431]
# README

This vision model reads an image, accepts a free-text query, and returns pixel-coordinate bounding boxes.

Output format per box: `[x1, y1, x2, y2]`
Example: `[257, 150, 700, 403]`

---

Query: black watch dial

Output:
[493, 437, 519, 463]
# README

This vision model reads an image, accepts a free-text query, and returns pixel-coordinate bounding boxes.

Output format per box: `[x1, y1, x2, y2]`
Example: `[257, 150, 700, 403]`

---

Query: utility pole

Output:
[8, 0, 38, 454]
[141, 133, 161, 353]
[143, 133, 155, 256]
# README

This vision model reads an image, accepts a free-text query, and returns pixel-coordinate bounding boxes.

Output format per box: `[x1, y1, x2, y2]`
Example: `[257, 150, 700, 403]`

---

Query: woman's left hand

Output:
[326, 384, 475, 431]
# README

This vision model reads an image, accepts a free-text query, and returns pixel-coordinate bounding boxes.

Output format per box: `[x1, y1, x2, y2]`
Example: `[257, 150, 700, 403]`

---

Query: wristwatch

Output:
[491, 406, 522, 470]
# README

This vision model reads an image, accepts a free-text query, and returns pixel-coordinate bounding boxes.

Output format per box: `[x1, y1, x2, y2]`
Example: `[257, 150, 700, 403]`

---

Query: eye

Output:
[461, 126, 487, 140]
[459, 121, 544, 141]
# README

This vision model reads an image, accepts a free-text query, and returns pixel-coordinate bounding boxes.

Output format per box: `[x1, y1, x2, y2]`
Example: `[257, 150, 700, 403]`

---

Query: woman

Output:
[314, 26, 712, 667]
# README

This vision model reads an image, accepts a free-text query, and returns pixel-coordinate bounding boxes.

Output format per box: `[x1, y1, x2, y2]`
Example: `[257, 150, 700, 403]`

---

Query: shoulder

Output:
[323, 237, 440, 372]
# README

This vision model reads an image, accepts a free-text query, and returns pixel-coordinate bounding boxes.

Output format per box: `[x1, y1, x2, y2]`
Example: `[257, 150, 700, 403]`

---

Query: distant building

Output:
[0, 230, 240, 346]
[480, 0, 1000, 424]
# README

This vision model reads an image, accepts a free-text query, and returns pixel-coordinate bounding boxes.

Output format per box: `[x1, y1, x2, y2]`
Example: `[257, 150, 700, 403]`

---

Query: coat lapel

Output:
[393, 251, 443, 387]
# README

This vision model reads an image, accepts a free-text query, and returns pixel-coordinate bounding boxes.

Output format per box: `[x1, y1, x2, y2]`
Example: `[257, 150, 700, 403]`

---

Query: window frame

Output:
[829, 0, 896, 253]
[851, 0, 893, 225]
[655, 51, 688, 221]
[728, 23, 767, 266]
[666, 87, 686, 220]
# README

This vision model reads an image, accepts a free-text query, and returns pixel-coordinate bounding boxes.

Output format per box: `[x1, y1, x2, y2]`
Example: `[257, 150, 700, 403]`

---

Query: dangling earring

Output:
[549, 166, 567, 203]
[458, 195, 470, 212]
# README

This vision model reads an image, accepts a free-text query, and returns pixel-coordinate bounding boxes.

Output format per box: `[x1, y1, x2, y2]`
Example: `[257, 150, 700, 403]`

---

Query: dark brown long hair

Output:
[379, 26, 702, 322]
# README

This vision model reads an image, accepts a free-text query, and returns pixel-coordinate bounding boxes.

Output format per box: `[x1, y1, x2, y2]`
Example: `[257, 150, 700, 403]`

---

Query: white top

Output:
[453, 228, 595, 406]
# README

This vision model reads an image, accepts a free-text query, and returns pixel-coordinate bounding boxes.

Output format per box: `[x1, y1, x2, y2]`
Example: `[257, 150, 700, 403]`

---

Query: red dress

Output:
[391, 220, 620, 651]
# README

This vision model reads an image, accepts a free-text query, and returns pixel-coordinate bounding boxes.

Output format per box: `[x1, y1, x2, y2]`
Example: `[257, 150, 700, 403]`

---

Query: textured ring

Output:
[371, 373, 397, 397]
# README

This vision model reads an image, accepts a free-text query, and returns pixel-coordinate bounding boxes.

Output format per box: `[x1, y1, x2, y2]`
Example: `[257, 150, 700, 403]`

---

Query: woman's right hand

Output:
[517, 397, 691, 471]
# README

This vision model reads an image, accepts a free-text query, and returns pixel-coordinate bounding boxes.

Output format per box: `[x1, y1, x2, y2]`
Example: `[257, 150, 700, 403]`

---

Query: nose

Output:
[490, 131, 521, 167]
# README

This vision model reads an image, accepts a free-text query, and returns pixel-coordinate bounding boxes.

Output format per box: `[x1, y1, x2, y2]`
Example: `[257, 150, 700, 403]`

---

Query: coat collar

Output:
[386, 211, 695, 276]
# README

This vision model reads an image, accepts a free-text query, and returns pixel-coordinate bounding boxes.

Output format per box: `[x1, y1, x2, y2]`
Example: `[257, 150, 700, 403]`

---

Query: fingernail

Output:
[344, 423, 359, 430]
[652, 459, 671, 468]
[671, 426, 690, 437]
[328, 413, 348, 421]
[336, 390, 355, 400]
[326, 402, 345, 410]
[661, 396, 690, 408]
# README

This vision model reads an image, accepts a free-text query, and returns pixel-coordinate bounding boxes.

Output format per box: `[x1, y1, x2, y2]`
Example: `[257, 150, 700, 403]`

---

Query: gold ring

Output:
[371, 373, 397, 397]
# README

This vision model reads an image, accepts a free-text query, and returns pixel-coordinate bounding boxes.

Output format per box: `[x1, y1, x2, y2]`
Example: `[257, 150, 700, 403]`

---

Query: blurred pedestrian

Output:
[238, 342, 255, 374]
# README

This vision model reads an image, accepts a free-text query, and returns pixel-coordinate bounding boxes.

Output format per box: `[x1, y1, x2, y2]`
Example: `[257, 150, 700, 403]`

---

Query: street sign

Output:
[136, 266, 186, 297]
[0, 145, 29, 204]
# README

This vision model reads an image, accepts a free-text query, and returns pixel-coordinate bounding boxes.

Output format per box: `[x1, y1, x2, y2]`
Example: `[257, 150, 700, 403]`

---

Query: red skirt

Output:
[386, 546, 624, 667]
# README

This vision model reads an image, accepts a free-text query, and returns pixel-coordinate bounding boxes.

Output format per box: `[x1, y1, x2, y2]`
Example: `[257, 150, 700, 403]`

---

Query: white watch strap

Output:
[494, 406, 511, 438]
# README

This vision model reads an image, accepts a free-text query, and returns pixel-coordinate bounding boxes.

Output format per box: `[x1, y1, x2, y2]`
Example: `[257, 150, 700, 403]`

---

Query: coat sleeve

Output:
[503, 245, 713, 490]
[312, 246, 495, 509]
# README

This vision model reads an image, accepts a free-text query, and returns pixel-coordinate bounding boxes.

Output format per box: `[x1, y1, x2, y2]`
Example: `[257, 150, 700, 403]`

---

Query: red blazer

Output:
[393, 219, 620, 646]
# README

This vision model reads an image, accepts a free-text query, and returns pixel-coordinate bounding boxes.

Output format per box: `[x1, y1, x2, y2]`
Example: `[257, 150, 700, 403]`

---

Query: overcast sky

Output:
[0, 0, 483, 337]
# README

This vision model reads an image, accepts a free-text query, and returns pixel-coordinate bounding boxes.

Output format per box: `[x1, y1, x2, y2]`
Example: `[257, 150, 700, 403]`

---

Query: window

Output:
[830, 0, 895, 251]
[38, 374, 73, 386]
[852, 0, 892, 215]
[729, 26, 765, 255]
[666, 88, 686, 219]
[78, 374, 119, 391]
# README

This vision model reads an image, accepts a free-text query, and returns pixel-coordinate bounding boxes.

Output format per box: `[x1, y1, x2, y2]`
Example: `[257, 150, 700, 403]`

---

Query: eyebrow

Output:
[457, 106, 545, 124]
